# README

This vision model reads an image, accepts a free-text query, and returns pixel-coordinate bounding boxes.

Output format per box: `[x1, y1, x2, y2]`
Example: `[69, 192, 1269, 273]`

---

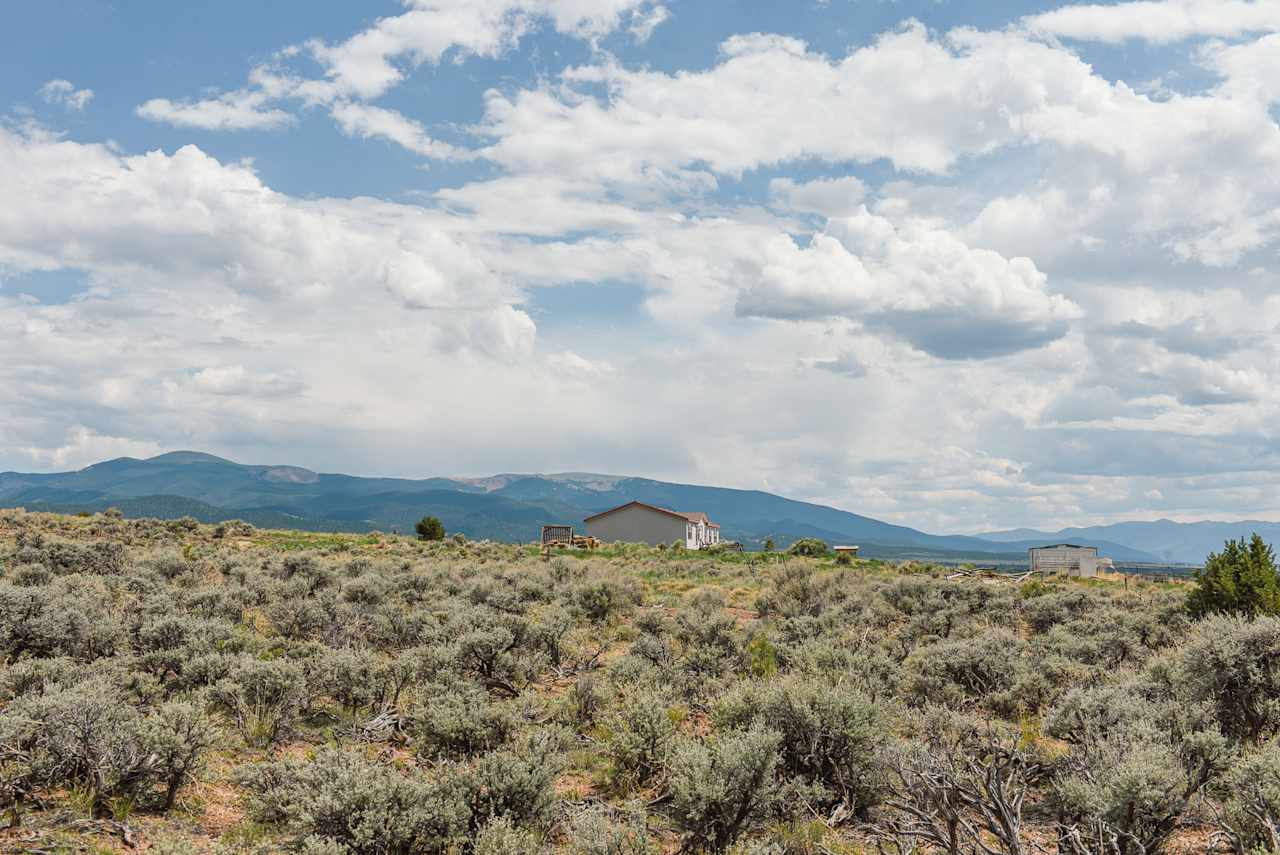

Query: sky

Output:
[2, 0, 1279, 535]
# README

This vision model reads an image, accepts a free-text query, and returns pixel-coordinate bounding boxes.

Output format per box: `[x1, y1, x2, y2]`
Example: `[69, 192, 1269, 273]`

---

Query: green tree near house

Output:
[1188, 534, 1280, 618]
[415, 516, 446, 542]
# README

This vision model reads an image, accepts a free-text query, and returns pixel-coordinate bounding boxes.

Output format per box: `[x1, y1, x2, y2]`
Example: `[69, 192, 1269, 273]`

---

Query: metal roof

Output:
[582, 500, 718, 527]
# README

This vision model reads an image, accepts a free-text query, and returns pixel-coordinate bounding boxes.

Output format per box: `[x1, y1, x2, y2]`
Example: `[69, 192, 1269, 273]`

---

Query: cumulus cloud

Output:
[1023, 0, 1280, 44]
[187, 365, 306, 399]
[808, 352, 869, 378]
[38, 79, 93, 111]
[0, 127, 505, 308]
[476, 24, 1128, 181]
[547, 350, 615, 377]
[432, 305, 537, 361]
[137, 0, 666, 141]
[469, 21, 1280, 275]
[137, 89, 295, 130]
[1201, 33, 1280, 104]
[13, 426, 162, 472]
[0, 122, 551, 482]
[329, 102, 464, 159]
[16, 6, 1280, 530]
[628, 4, 670, 42]
[948, 35, 1280, 273]
[738, 207, 1081, 359]
[302, 0, 667, 100]
[1105, 318, 1259, 359]
[769, 176, 867, 217]
[0, 126, 551, 477]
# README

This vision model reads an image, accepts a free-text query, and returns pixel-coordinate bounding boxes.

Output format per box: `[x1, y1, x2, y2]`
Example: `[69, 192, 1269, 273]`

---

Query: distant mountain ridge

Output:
[0, 451, 1213, 563]
[982, 519, 1280, 566]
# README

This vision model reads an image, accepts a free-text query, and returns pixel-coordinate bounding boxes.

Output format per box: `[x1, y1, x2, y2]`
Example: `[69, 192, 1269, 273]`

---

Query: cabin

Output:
[1029, 543, 1101, 578]
[583, 501, 721, 549]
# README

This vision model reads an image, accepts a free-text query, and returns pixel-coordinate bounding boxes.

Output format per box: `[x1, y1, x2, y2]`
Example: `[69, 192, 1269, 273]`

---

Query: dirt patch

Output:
[554, 771, 598, 800]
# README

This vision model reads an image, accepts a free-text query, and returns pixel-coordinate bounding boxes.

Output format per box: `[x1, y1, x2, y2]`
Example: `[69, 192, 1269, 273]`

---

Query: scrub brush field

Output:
[1, 509, 1276, 855]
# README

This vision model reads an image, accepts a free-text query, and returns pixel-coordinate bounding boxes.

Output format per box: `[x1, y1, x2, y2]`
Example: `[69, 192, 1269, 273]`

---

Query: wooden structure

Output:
[539, 525, 599, 559]
[834, 545, 860, 558]
[541, 525, 574, 547]
[946, 567, 1037, 583]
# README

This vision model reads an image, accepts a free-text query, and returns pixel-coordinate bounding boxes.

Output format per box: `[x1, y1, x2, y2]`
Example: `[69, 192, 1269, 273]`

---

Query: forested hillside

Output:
[0, 452, 1168, 562]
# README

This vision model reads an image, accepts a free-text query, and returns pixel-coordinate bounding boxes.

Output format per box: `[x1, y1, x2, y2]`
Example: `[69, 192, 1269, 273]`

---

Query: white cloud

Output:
[187, 365, 306, 399]
[137, 89, 295, 130]
[477, 24, 1119, 180]
[329, 102, 464, 159]
[471, 20, 1280, 277]
[430, 305, 538, 361]
[1023, 0, 1280, 44]
[738, 207, 1081, 358]
[1201, 33, 1280, 104]
[770, 176, 867, 217]
[12, 426, 163, 471]
[38, 79, 94, 111]
[808, 351, 869, 378]
[0, 126, 561, 480]
[547, 349, 615, 376]
[0, 125, 515, 333]
[628, 4, 670, 42]
[19, 7, 1280, 531]
[137, 0, 666, 141]
[312, 0, 663, 98]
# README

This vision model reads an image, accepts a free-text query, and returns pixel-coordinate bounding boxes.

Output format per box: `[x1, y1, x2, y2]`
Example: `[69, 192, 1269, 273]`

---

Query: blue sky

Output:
[3, 0, 1280, 533]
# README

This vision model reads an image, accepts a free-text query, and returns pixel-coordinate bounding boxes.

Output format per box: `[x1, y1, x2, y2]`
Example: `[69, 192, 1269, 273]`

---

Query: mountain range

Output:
[979, 520, 1280, 567]
[0, 451, 1263, 565]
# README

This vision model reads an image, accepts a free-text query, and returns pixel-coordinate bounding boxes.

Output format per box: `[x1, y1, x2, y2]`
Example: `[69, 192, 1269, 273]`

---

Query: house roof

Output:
[1029, 544, 1097, 551]
[583, 500, 718, 527]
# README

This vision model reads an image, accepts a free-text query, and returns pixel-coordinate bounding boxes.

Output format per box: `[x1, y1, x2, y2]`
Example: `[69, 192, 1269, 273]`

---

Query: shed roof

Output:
[583, 500, 718, 527]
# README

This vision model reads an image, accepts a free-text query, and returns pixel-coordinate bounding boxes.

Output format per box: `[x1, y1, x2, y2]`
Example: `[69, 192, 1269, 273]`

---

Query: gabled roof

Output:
[583, 500, 717, 526]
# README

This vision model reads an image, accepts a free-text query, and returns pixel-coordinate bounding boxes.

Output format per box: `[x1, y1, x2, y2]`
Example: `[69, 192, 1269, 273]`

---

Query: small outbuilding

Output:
[584, 501, 721, 549]
[1029, 543, 1101, 577]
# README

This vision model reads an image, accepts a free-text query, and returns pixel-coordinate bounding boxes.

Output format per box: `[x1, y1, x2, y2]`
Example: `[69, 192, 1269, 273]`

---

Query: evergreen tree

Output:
[415, 516, 446, 541]
[1188, 534, 1280, 618]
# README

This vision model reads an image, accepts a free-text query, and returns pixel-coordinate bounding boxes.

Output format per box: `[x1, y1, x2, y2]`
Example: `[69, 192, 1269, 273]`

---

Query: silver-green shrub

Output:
[604, 686, 678, 792]
[410, 682, 516, 759]
[240, 747, 469, 854]
[210, 656, 309, 747]
[668, 726, 781, 853]
[1215, 741, 1280, 854]
[714, 676, 888, 817]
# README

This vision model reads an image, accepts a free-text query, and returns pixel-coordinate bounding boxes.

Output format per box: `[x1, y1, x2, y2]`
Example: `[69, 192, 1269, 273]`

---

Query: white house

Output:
[583, 501, 721, 549]
[1029, 544, 1101, 577]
